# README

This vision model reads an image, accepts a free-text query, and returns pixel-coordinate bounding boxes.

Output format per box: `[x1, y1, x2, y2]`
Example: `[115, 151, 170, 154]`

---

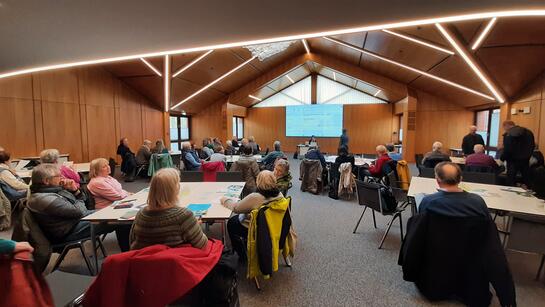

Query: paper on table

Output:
[15, 160, 30, 170]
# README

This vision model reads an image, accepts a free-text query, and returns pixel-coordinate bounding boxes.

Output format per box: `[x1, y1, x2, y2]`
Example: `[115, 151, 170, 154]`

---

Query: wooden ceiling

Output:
[101, 16, 545, 112]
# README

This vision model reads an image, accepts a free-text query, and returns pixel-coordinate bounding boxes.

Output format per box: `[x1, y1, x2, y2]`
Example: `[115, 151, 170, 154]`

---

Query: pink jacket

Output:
[87, 176, 129, 209]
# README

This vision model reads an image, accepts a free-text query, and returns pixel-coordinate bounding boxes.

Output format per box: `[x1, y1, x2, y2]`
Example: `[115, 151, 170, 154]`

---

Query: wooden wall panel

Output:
[190, 99, 226, 145]
[415, 90, 474, 154]
[245, 104, 393, 154]
[42, 101, 84, 162]
[0, 66, 163, 162]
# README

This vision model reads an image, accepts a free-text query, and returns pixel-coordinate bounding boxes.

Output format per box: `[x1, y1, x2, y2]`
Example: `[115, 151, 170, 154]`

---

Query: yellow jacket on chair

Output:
[396, 160, 411, 190]
[247, 197, 292, 279]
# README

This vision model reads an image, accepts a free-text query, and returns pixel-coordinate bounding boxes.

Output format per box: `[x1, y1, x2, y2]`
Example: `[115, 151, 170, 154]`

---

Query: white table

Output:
[450, 156, 502, 166]
[16, 162, 91, 179]
[325, 155, 374, 166]
[225, 155, 262, 163]
[82, 181, 245, 274]
[408, 177, 545, 217]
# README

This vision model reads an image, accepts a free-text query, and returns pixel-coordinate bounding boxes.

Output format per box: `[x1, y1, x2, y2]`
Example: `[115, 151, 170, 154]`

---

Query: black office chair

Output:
[108, 158, 116, 177]
[180, 171, 204, 182]
[353, 180, 404, 249]
[419, 167, 435, 178]
[462, 171, 496, 184]
[415, 154, 424, 175]
[216, 171, 243, 182]
[464, 165, 494, 173]
[423, 157, 449, 168]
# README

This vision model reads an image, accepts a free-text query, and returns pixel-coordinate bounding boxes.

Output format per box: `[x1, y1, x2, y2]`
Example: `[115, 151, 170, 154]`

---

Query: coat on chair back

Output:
[300, 159, 322, 194]
[398, 212, 516, 307]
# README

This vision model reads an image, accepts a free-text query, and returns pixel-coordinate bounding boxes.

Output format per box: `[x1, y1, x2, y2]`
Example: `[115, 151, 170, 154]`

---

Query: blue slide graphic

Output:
[285, 104, 343, 137]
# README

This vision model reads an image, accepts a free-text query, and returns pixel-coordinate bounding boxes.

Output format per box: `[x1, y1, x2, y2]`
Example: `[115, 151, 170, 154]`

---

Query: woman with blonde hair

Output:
[152, 139, 169, 154]
[221, 170, 284, 259]
[87, 158, 129, 209]
[130, 168, 207, 250]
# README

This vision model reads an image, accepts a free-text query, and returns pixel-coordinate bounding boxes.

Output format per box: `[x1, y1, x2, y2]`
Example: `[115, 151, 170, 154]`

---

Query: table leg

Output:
[221, 220, 226, 243]
[90, 223, 98, 275]
[502, 215, 513, 249]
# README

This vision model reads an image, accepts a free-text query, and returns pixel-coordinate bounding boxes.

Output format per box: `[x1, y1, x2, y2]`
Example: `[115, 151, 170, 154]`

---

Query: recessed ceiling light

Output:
[381, 29, 454, 55]
[249, 94, 262, 101]
[471, 17, 497, 50]
[140, 58, 162, 77]
[171, 56, 256, 109]
[172, 50, 213, 78]
[435, 23, 504, 102]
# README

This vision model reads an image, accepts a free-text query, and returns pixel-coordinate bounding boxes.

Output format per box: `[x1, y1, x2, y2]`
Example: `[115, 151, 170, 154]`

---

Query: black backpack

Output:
[378, 183, 397, 213]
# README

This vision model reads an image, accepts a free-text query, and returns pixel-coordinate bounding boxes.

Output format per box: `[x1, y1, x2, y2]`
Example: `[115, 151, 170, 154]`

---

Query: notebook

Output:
[187, 204, 211, 217]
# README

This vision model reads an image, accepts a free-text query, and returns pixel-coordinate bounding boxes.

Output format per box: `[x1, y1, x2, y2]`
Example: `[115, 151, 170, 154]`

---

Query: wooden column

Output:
[311, 74, 317, 104]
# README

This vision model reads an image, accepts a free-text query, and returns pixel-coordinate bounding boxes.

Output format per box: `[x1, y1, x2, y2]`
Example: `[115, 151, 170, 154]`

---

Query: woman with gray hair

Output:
[220, 170, 284, 259]
[274, 159, 292, 195]
[40, 148, 81, 189]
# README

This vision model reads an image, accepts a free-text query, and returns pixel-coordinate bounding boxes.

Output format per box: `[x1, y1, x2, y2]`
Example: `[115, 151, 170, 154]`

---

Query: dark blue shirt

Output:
[305, 149, 326, 168]
[418, 190, 491, 219]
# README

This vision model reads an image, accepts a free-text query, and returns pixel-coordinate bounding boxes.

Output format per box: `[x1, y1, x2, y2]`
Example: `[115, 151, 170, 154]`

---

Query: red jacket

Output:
[0, 251, 54, 307]
[368, 153, 392, 177]
[201, 161, 225, 182]
[83, 240, 223, 307]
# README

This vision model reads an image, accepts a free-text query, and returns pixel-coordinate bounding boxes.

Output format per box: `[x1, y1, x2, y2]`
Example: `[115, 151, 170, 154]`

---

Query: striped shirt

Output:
[129, 206, 207, 250]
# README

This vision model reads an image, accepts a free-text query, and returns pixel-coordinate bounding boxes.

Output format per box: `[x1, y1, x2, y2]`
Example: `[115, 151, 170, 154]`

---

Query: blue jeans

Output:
[63, 221, 131, 252]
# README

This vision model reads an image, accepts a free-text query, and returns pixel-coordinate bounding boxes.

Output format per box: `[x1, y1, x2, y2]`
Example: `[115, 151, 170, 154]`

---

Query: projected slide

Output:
[286, 104, 343, 137]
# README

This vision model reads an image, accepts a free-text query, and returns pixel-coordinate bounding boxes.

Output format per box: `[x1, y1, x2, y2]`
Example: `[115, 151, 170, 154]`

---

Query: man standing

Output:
[339, 129, 349, 148]
[461, 125, 485, 156]
[500, 120, 535, 186]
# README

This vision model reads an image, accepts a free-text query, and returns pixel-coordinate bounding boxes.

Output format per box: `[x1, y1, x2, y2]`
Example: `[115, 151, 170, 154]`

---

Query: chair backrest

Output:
[216, 171, 243, 182]
[461, 171, 496, 184]
[423, 157, 447, 168]
[382, 159, 397, 178]
[108, 158, 116, 177]
[464, 165, 494, 173]
[385, 171, 400, 189]
[415, 154, 424, 167]
[419, 167, 435, 178]
[180, 171, 204, 182]
[355, 180, 383, 213]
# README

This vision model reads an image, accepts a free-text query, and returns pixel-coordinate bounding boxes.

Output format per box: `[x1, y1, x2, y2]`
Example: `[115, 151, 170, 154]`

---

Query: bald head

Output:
[473, 144, 485, 154]
[469, 125, 477, 134]
[435, 162, 462, 187]
[376, 145, 387, 155]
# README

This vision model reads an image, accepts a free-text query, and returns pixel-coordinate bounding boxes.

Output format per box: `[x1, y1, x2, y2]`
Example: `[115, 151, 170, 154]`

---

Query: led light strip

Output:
[140, 58, 162, 77]
[2, 10, 545, 79]
[249, 94, 262, 101]
[286, 74, 295, 84]
[324, 36, 494, 100]
[333, 71, 337, 81]
[381, 29, 454, 55]
[374, 89, 382, 97]
[435, 23, 504, 102]
[172, 50, 214, 78]
[171, 56, 257, 110]
[301, 39, 310, 53]
[471, 17, 498, 50]
[164, 55, 170, 112]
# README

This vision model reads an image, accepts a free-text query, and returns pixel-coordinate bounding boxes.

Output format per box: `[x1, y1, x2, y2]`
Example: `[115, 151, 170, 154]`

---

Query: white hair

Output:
[432, 141, 443, 152]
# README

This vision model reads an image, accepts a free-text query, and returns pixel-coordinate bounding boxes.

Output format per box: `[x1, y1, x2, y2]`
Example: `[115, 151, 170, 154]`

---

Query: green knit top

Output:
[129, 206, 208, 250]
[0, 238, 16, 254]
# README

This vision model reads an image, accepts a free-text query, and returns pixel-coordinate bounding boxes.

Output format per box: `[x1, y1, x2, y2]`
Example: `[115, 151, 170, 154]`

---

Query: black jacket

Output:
[462, 133, 485, 155]
[256, 205, 291, 276]
[501, 126, 535, 161]
[398, 212, 516, 307]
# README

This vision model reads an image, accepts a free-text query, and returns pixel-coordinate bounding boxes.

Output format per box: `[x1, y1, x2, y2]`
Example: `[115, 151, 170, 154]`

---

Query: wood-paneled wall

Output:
[190, 99, 226, 145]
[414, 90, 474, 154]
[0, 67, 164, 162]
[245, 104, 394, 154]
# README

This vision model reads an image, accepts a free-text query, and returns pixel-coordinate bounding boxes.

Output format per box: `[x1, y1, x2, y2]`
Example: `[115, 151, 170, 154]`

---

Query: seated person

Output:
[422, 141, 451, 168]
[261, 141, 285, 170]
[309, 135, 317, 144]
[335, 146, 355, 168]
[230, 145, 260, 196]
[152, 139, 169, 154]
[366, 145, 392, 177]
[0, 239, 33, 254]
[221, 171, 284, 259]
[27, 164, 130, 251]
[225, 140, 235, 155]
[304, 147, 326, 169]
[0, 150, 29, 195]
[209, 145, 227, 163]
[130, 168, 207, 250]
[136, 140, 152, 166]
[40, 148, 81, 189]
[201, 139, 214, 159]
[274, 159, 292, 194]
[116, 137, 137, 182]
[248, 136, 260, 155]
[419, 162, 490, 218]
[386, 143, 402, 161]
[181, 141, 202, 171]
[231, 136, 239, 147]
[465, 144, 499, 172]
[87, 158, 130, 210]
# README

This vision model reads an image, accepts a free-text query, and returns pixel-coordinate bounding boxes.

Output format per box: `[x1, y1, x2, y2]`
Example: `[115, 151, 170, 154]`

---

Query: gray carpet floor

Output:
[2, 158, 545, 306]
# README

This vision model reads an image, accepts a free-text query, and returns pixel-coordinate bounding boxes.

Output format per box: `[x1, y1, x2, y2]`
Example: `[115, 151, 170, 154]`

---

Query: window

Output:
[316, 76, 385, 105]
[233, 116, 244, 140]
[474, 108, 500, 154]
[169, 115, 190, 152]
[253, 76, 312, 107]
